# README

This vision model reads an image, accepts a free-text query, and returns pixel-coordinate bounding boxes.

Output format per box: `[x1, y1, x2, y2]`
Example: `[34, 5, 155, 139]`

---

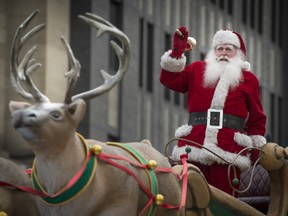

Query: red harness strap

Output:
[0, 151, 93, 198]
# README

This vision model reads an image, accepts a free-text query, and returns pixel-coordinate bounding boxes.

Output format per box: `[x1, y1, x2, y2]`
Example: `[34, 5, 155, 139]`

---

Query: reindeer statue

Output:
[7, 10, 189, 216]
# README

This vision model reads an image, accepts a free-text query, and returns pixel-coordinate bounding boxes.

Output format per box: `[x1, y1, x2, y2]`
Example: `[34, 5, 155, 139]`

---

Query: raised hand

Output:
[170, 26, 188, 59]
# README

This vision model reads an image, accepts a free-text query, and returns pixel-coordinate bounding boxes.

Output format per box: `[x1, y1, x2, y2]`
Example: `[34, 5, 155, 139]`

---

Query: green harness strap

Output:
[31, 135, 97, 206]
[107, 142, 159, 216]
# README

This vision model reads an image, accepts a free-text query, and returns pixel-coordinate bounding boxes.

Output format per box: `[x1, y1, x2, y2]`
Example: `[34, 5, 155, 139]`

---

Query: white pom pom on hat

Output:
[212, 29, 250, 70]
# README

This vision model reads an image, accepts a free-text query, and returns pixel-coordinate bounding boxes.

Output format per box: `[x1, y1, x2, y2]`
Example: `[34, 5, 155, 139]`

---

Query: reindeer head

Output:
[9, 10, 130, 151]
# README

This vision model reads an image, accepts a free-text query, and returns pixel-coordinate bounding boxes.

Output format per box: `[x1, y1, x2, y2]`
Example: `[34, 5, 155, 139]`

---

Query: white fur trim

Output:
[175, 124, 192, 138]
[250, 135, 267, 148]
[212, 30, 240, 49]
[210, 72, 230, 109]
[234, 132, 252, 147]
[241, 61, 251, 70]
[171, 145, 251, 172]
[160, 50, 186, 72]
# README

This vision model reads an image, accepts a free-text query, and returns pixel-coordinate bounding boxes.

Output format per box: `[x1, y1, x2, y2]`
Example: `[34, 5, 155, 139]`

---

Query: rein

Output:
[164, 137, 263, 195]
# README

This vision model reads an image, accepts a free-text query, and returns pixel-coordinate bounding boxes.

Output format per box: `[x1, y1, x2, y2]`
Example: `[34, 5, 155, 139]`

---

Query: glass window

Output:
[147, 23, 154, 93]
[139, 18, 144, 88]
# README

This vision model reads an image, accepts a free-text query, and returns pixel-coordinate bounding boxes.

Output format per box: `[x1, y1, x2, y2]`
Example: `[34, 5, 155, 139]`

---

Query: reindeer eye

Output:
[50, 111, 62, 120]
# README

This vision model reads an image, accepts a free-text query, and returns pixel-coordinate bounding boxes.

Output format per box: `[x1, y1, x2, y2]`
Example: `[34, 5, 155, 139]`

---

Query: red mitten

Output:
[170, 27, 188, 59]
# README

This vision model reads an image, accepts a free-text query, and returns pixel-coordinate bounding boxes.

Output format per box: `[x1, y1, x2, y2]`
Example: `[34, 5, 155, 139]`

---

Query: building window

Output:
[164, 87, 171, 101]
[147, 22, 154, 93]
[270, 93, 275, 141]
[242, 0, 247, 24]
[108, 0, 123, 138]
[110, 0, 123, 72]
[164, 32, 171, 101]
[250, 0, 255, 29]
[258, 0, 263, 34]
[200, 52, 206, 60]
[174, 92, 180, 105]
[219, 0, 225, 10]
[139, 18, 144, 88]
[271, 0, 276, 42]
[271, 0, 283, 45]
[183, 93, 187, 109]
[228, 0, 234, 15]
[185, 52, 190, 65]
[108, 134, 120, 142]
[278, 97, 282, 144]
[279, 0, 283, 46]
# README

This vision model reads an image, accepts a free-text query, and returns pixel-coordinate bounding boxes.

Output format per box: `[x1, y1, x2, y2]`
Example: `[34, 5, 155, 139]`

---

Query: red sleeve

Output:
[245, 74, 266, 136]
[159, 63, 196, 93]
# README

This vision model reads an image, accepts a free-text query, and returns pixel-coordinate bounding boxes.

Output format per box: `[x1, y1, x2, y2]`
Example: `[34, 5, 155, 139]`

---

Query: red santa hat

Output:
[212, 29, 250, 70]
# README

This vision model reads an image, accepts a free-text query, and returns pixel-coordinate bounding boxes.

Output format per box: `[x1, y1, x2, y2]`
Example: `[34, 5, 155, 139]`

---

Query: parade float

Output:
[0, 10, 287, 216]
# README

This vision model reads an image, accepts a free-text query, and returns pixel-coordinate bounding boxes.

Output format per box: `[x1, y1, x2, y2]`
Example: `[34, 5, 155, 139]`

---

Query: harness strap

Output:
[31, 133, 97, 205]
[106, 142, 158, 216]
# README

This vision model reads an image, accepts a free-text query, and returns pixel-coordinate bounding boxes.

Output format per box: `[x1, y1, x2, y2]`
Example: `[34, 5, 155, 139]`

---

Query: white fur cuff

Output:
[241, 61, 251, 70]
[160, 50, 186, 72]
[175, 124, 192, 138]
[250, 135, 267, 148]
[234, 132, 252, 147]
[171, 145, 251, 172]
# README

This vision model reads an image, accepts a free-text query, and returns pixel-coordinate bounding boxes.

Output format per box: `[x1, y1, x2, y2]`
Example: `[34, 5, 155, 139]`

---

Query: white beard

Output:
[203, 50, 243, 89]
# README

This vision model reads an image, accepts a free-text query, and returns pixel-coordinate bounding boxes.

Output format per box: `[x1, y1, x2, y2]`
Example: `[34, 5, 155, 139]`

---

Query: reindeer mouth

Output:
[12, 116, 39, 130]
[14, 122, 39, 130]
[13, 119, 40, 142]
[15, 122, 36, 129]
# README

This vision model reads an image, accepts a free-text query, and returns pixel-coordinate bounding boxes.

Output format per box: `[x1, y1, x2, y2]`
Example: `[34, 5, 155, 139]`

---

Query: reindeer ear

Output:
[9, 101, 32, 113]
[68, 99, 86, 124]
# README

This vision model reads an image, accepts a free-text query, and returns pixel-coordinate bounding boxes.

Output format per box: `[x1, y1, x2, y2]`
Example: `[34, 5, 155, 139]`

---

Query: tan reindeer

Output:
[8, 10, 186, 216]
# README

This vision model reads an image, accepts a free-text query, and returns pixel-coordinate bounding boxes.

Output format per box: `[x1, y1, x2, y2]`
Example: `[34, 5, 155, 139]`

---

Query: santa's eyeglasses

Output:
[215, 44, 237, 54]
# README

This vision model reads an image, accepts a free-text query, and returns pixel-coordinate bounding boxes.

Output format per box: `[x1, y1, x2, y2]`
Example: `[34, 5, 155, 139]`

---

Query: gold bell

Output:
[91, 145, 102, 155]
[0, 211, 8, 216]
[155, 194, 164, 205]
[186, 37, 197, 51]
[147, 160, 157, 169]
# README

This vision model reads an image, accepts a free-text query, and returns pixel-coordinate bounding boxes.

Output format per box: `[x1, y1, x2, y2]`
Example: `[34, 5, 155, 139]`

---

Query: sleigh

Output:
[1, 10, 288, 216]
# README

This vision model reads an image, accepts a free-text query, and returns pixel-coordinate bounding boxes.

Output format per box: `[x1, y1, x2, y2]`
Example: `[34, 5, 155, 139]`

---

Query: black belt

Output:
[188, 111, 245, 131]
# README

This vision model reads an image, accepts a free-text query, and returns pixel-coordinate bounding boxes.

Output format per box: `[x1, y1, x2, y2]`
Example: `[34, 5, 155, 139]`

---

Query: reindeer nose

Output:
[27, 113, 37, 118]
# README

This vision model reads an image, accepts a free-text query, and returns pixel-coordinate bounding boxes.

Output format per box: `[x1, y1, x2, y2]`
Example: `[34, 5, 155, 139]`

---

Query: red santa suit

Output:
[160, 30, 266, 195]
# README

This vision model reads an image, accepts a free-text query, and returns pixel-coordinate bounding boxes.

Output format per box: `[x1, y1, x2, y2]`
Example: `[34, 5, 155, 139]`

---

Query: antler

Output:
[61, 37, 81, 104]
[70, 12, 131, 102]
[10, 10, 50, 103]
[10, 11, 130, 104]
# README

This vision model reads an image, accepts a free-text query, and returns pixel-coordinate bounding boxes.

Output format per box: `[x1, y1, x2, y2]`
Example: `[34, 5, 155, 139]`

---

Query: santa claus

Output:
[160, 27, 267, 196]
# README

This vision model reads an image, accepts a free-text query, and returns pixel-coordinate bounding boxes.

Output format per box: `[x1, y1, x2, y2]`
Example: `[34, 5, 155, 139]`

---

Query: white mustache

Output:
[216, 56, 229, 62]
